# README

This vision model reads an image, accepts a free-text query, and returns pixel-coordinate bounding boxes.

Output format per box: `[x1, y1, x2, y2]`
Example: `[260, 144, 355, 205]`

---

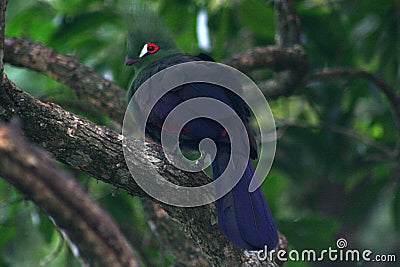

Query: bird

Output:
[125, 6, 278, 251]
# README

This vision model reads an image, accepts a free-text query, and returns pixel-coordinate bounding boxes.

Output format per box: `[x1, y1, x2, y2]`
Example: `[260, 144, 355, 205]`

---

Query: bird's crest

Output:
[126, 4, 178, 60]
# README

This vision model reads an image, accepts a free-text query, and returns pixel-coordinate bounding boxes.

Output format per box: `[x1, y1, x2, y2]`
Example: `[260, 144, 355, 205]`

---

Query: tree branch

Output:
[223, 45, 307, 73]
[4, 37, 126, 122]
[241, 0, 307, 100]
[276, 117, 397, 160]
[5, 37, 310, 103]
[0, 74, 144, 195]
[226, 0, 307, 99]
[274, 0, 301, 47]
[0, 120, 140, 267]
[0, 74, 287, 266]
[307, 67, 398, 107]
[306, 67, 400, 154]
[257, 71, 302, 99]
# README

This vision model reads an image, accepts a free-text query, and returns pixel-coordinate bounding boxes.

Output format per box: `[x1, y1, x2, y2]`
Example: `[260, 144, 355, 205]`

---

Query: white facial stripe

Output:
[139, 43, 148, 58]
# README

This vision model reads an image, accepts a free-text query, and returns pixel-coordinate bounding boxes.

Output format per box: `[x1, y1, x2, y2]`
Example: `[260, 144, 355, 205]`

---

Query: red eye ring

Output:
[147, 42, 159, 54]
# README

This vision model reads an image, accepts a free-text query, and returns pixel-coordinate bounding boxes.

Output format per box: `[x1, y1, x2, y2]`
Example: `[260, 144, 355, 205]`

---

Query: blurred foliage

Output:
[1, 0, 400, 266]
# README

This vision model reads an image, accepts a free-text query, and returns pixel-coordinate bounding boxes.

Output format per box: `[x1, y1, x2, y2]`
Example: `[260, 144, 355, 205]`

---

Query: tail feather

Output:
[212, 150, 278, 250]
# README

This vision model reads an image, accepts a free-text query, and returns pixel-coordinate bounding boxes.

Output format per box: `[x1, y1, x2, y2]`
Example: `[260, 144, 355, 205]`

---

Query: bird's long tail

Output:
[212, 148, 278, 250]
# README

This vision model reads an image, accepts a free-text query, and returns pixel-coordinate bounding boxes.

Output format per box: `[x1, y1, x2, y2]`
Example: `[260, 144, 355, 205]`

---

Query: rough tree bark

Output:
[0, 120, 140, 267]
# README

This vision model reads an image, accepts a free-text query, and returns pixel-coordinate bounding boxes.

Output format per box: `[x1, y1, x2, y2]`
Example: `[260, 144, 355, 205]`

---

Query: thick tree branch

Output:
[4, 37, 126, 122]
[5, 37, 310, 104]
[0, 74, 286, 266]
[4, 36, 309, 118]
[0, 74, 143, 195]
[0, 120, 140, 267]
[223, 45, 307, 73]
[238, 0, 307, 100]
[227, 0, 307, 99]
[256, 0, 306, 100]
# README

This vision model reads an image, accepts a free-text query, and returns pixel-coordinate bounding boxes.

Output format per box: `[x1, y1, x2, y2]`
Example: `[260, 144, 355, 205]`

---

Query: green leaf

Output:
[239, 0, 275, 39]
[49, 10, 121, 52]
[6, 2, 55, 42]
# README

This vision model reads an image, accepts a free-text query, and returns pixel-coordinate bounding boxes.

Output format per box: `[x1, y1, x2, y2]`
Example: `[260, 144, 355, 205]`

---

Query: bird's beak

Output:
[125, 56, 139, 66]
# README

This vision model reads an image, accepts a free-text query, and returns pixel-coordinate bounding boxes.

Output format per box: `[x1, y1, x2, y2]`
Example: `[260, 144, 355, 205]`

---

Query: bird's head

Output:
[125, 6, 179, 69]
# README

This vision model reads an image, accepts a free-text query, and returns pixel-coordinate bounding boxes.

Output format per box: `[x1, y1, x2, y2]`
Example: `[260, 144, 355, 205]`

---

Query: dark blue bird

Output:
[125, 6, 278, 251]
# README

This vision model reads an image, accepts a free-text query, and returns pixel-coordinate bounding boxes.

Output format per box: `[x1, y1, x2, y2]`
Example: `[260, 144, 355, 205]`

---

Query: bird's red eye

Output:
[147, 42, 159, 54]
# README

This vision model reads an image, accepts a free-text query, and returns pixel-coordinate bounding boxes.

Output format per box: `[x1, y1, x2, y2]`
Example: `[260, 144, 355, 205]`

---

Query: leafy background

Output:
[1, 0, 399, 266]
